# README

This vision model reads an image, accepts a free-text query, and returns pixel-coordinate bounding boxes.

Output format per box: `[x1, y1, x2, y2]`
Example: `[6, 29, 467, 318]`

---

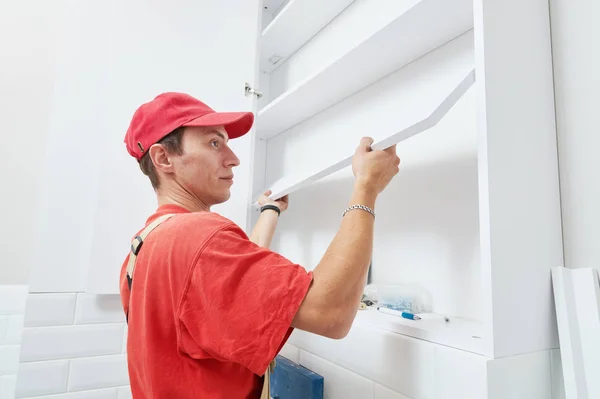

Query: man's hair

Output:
[139, 126, 185, 189]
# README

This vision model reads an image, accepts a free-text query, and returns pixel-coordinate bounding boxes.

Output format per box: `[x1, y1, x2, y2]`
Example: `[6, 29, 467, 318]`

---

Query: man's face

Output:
[172, 125, 240, 206]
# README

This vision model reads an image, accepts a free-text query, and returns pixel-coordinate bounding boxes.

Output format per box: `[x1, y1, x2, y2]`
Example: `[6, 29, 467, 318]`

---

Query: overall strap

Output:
[125, 213, 176, 322]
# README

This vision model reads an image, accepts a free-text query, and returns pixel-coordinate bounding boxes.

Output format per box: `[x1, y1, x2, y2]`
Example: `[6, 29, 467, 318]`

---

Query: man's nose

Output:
[225, 146, 240, 167]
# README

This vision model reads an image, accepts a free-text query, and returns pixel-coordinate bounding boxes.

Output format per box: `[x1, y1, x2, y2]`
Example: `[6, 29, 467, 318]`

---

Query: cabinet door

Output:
[31, 0, 262, 294]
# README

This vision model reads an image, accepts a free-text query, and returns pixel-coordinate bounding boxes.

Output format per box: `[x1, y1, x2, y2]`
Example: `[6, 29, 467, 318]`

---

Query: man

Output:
[119, 92, 400, 398]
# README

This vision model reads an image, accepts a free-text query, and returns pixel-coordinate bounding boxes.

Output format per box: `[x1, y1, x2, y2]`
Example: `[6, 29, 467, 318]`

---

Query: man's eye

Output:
[211, 140, 219, 148]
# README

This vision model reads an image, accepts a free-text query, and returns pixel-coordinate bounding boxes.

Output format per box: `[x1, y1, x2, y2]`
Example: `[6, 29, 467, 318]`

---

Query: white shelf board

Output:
[356, 307, 484, 355]
[260, 0, 354, 73]
[261, 30, 475, 201]
[256, 0, 473, 139]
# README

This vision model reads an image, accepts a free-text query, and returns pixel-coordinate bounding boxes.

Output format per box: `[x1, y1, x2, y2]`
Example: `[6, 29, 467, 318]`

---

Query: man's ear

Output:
[148, 144, 174, 175]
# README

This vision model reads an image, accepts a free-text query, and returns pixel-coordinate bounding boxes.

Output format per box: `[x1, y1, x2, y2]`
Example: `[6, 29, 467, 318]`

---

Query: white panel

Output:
[260, 0, 354, 73]
[86, 0, 262, 294]
[74, 294, 124, 325]
[373, 385, 412, 399]
[117, 387, 132, 399]
[20, 324, 124, 362]
[432, 346, 487, 399]
[269, 0, 420, 97]
[551, 349, 566, 399]
[264, 31, 475, 200]
[257, 0, 473, 138]
[0, 375, 17, 399]
[278, 344, 300, 363]
[552, 267, 600, 399]
[571, 269, 600, 399]
[288, 323, 434, 399]
[474, 0, 562, 358]
[549, 0, 600, 271]
[0, 346, 20, 375]
[5, 316, 24, 345]
[551, 267, 585, 399]
[24, 388, 119, 399]
[68, 355, 128, 392]
[29, 0, 111, 292]
[24, 294, 76, 327]
[0, 1, 59, 287]
[354, 306, 483, 355]
[486, 351, 552, 399]
[15, 360, 69, 398]
[0, 286, 28, 315]
[298, 351, 373, 399]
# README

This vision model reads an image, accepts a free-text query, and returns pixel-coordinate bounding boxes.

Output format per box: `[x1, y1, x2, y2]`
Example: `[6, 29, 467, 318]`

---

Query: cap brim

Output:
[182, 111, 254, 139]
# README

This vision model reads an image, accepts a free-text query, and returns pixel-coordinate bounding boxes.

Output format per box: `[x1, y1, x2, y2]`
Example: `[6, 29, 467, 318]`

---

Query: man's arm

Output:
[249, 191, 288, 248]
[291, 138, 400, 339]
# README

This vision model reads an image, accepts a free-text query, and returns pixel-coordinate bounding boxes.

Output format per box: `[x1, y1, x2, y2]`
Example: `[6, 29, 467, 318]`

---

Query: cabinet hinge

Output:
[244, 82, 263, 99]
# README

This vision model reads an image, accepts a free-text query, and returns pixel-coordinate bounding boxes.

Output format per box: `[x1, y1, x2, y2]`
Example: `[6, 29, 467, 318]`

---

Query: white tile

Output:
[299, 350, 373, 399]
[121, 325, 127, 354]
[278, 344, 300, 363]
[23, 388, 119, 399]
[117, 386, 132, 399]
[0, 375, 17, 399]
[5, 316, 24, 345]
[68, 355, 129, 392]
[74, 294, 125, 325]
[0, 317, 7, 343]
[20, 324, 124, 362]
[288, 323, 434, 399]
[550, 349, 566, 399]
[0, 346, 20, 375]
[374, 384, 412, 399]
[433, 345, 487, 399]
[0, 286, 28, 315]
[15, 360, 69, 398]
[24, 294, 76, 327]
[487, 350, 552, 399]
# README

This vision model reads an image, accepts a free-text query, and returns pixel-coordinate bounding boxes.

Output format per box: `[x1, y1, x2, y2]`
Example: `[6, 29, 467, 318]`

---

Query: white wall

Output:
[549, 0, 600, 270]
[0, 1, 57, 285]
[9, 0, 260, 397]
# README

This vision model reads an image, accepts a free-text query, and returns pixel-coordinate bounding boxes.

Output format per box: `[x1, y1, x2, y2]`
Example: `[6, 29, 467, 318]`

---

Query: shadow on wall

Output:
[272, 152, 481, 320]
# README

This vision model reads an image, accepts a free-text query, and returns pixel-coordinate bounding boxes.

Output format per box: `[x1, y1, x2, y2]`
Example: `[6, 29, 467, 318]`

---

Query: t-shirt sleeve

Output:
[178, 222, 313, 376]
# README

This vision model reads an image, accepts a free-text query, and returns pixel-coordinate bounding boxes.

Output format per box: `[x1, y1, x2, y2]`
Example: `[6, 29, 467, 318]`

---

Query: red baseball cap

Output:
[124, 92, 254, 160]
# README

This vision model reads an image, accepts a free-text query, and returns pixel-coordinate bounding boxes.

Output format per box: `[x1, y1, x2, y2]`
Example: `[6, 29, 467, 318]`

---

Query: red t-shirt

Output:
[119, 204, 313, 398]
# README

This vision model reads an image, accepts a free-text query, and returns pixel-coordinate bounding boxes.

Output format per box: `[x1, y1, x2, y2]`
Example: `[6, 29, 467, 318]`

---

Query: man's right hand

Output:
[352, 137, 400, 194]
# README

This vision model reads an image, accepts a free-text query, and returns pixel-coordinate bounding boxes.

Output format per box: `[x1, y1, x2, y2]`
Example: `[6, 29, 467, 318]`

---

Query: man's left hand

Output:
[258, 190, 289, 213]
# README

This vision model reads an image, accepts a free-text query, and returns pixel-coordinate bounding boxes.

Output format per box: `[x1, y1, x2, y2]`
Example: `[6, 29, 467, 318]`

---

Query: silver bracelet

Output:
[343, 204, 375, 218]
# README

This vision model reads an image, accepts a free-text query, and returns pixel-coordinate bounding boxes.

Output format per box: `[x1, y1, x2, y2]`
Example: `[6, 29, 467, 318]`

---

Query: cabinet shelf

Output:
[256, 0, 473, 140]
[356, 308, 484, 355]
[262, 30, 475, 201]
[260, 0, 355, 73]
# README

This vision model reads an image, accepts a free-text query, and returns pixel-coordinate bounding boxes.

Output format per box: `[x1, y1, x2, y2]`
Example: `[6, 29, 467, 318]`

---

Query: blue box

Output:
[270, 355, 324, 399]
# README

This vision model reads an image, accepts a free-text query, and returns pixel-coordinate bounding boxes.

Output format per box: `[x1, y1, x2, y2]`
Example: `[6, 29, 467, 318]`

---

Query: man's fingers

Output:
[264, 189, 272, 197]
[357, 137, 374, 153]
[383, 144, 397, 155]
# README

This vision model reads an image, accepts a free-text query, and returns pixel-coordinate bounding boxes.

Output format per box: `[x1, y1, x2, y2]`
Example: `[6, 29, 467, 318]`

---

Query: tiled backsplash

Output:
[4, 288, 565, 399]
[9, 292, 131, 399]
[0, 285, 28, 399]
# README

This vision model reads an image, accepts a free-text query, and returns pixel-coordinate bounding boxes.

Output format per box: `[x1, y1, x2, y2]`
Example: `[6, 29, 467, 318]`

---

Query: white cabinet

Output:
[35, 0, 563, 389]
[247, 0, 562, 362]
